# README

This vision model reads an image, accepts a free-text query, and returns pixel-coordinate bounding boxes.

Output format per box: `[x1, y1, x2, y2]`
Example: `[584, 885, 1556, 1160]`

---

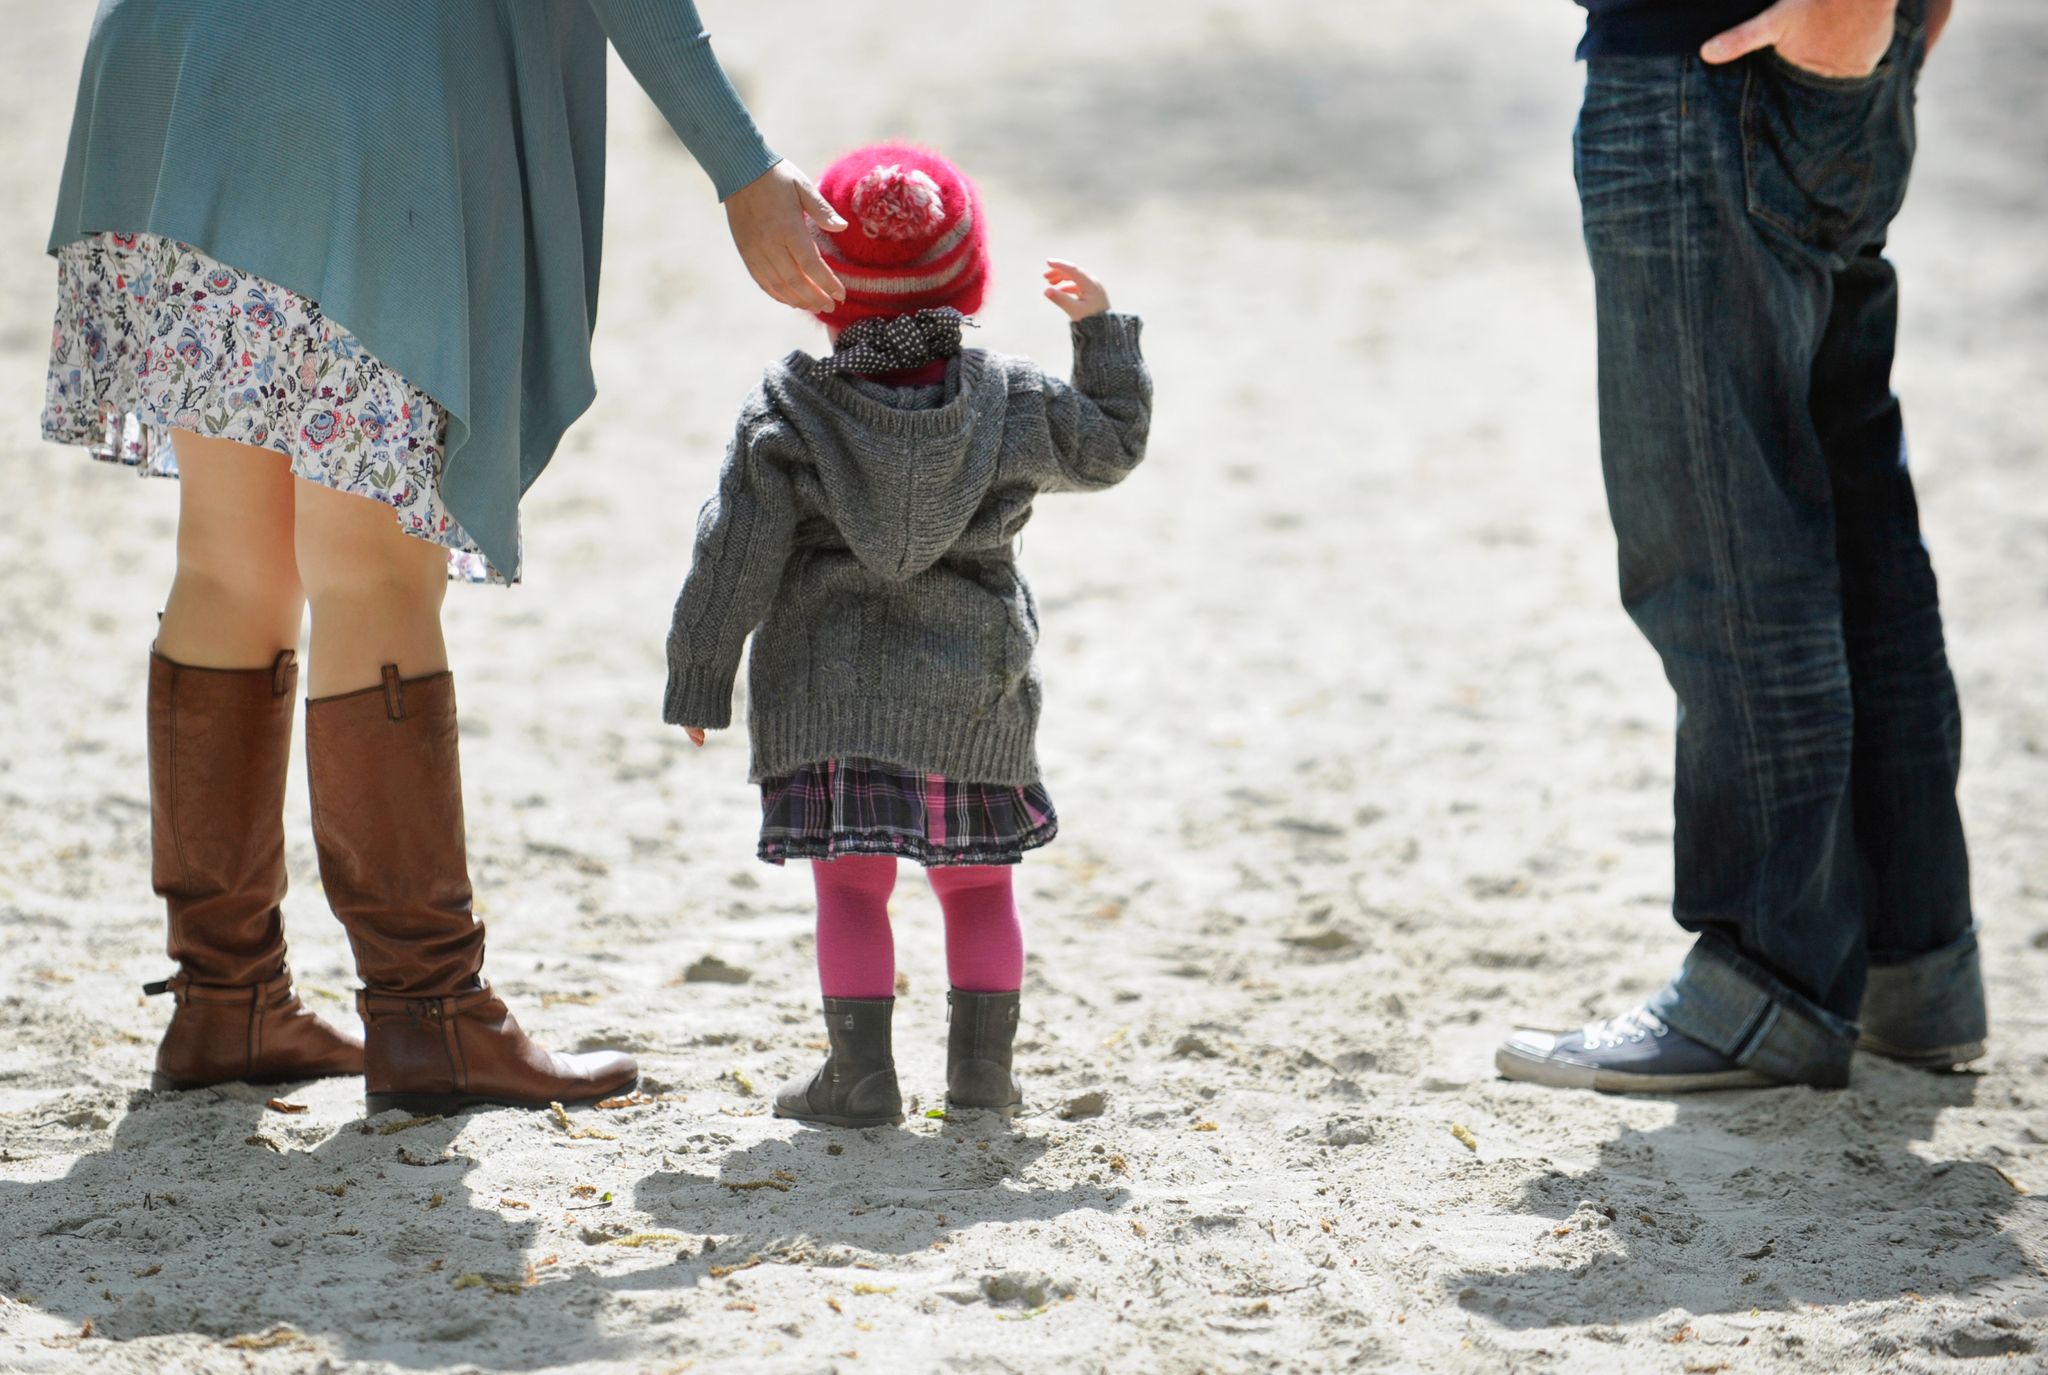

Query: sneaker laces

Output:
[1580, 1006, 1669, 1049]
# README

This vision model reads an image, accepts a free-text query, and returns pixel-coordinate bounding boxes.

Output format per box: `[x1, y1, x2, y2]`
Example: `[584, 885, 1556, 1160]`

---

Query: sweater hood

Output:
[762, 349, 1012, 583]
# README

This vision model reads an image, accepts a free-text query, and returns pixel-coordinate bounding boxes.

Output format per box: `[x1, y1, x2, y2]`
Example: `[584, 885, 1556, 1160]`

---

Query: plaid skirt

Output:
[758, 758, 1057, 867]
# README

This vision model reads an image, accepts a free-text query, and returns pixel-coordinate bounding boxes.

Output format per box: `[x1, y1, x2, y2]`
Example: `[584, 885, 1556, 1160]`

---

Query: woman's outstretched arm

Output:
[587, 0, 847, 312]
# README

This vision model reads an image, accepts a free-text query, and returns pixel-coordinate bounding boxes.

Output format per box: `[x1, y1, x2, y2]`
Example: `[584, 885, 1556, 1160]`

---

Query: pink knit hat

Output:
[812, 143, 987, 327]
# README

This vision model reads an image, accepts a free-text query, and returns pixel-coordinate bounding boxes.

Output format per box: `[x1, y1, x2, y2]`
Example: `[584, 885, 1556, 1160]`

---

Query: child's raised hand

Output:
[1043, 259, 1110, 321]
[685, 728, 707, 747]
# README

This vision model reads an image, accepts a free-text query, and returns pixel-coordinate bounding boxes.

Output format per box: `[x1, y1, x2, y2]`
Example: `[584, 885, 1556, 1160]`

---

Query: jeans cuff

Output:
[1648, 937, 1857, 1087]
[1862, 924, 1987, 1052]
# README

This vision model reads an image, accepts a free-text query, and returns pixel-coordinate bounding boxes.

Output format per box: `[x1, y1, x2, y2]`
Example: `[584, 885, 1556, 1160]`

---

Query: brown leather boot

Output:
[354, 984, 637, 1115]
[305, 666, 637, 1113]
[146, 650, 363, 1090]
[147, 966, 365, 1090]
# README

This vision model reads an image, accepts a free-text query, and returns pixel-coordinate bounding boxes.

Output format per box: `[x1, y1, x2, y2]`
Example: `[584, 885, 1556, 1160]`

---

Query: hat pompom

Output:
[851, 165, 947, 242]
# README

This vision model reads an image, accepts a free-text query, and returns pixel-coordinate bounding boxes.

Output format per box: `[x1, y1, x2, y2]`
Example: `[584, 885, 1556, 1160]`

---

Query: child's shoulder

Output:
[965, 347, 1053, 396]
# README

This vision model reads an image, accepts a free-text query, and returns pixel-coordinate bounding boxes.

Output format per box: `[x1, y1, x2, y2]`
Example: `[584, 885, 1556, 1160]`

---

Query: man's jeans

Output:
[1576, 4, 1983, 1086]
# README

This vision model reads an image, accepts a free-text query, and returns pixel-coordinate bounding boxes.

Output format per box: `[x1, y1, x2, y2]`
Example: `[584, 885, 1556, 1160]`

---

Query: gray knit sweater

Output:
[663, 312, 1150, 784]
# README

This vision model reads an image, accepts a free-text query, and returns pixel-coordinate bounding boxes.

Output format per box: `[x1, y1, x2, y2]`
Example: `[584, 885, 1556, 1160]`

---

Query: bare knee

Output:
[171, 436, 298, 582]
[159, 434, 302, 663]
[292, 481, 450, 694]
[167, 558, 302, 635]
[160, 558, 304, 666]
[295, 484, 446, 602]
[175, 494, 299, 583]
[299, 556, 448, 620]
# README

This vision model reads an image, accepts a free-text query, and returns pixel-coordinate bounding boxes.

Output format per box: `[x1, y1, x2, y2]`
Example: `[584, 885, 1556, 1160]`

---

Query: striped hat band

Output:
[817, 208, 978, 297]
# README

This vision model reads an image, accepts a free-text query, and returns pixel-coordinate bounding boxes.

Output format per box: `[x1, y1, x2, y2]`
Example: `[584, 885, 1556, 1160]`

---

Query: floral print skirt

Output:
[41, 231, 507, 584]
[758, 758, 1058, 867]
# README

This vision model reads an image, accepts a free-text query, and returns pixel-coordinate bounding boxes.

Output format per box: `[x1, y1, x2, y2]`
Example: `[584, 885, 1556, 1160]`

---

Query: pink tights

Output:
[810, 855, 1024, 998]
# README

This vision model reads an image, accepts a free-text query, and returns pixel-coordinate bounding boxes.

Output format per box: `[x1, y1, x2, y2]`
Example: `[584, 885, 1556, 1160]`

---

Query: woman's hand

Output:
[1043, 259, 1111, 321]
[1701, 0, 1899, 77]
[685, 727, 707, 747]
[726, 161, 848, 313]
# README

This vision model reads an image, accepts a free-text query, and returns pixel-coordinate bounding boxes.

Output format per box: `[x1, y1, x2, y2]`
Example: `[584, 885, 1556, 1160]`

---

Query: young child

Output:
[664, 143, 1151, 1127]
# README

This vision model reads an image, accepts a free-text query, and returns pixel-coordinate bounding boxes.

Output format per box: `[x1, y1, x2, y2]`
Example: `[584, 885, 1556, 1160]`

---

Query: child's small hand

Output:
[1043, 259, 1110, 321]
[685, 728, 707, 747]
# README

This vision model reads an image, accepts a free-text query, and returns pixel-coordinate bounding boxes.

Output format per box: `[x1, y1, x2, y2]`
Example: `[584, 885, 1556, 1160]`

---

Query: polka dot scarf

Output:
[816, 307, 974, 377]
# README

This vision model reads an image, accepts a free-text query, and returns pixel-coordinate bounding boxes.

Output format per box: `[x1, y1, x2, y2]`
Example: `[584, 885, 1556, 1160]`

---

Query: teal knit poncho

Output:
[48, 0, 780, 578]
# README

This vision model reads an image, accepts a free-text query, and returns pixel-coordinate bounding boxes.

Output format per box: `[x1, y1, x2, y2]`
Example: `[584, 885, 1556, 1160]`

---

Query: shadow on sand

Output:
[590, 1108, 1120, 1302]
[0, 1086, 620, 1369]
[1452, 1060, 2040, 1357]
[2, 1079, 1123, 1363]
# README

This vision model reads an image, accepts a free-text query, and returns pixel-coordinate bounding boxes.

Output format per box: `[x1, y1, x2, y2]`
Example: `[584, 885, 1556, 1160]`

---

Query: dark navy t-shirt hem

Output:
[1577, 3, 1773, 58]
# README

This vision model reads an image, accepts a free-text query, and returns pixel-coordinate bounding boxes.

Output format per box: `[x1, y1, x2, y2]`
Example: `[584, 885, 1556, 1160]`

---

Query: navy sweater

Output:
[1577, 0, 1773, 57]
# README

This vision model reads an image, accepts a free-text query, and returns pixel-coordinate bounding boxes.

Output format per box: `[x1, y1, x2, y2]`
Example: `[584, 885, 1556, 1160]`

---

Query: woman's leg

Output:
[146, 431, 361, 1089]
[158, 432, 303, 663]
[812, 854, 899, 999]
[293, 487, 636, 1111]
[927, 865, 1024, 992]
[292, 478, 446, 696]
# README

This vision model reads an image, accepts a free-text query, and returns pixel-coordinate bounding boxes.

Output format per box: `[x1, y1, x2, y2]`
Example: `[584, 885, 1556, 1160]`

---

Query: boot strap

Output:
[355, 980, 498, 1022]
[145, 966, 298, 1007]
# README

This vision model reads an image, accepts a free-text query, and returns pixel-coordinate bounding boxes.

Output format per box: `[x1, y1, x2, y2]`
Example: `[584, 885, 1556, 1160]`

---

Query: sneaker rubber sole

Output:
[1494, 1040, 1777, 1093]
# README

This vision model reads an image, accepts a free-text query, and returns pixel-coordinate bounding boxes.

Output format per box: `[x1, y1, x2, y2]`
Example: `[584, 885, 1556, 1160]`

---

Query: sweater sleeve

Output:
[584, 0, 782, 200]
[1031, 312, 1153, 495]
[663, 401, 800, 729]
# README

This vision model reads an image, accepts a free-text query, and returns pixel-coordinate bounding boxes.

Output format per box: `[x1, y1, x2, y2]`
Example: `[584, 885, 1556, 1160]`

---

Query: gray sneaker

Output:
[1496, 1006, 1778, 1093]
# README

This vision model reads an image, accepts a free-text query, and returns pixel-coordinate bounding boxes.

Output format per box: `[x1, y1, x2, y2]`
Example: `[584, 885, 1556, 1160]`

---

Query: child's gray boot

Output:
[946, 989, 1023, 1119]
[774, 997, 903, 1128]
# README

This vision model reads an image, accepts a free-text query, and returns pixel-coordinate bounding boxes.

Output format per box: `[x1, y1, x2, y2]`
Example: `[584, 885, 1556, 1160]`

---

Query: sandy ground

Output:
[1, 2, 2044, 1372]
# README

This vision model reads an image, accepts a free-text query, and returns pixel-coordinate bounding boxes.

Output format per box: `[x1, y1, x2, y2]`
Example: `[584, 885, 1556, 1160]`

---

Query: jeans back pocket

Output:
[1740, 36, 1917, 259]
